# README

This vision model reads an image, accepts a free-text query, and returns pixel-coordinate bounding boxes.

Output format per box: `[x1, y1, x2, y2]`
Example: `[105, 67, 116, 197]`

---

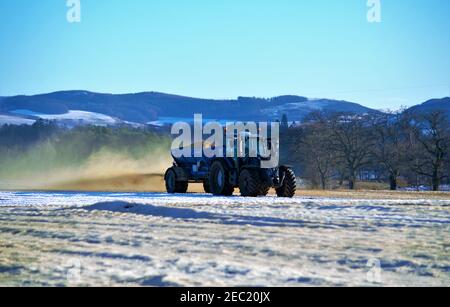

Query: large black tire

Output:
[210, 161, 234, 196]
[203, 178, 211, 194]
[239, 169, 262, 197]
[165, 168, 188, 194]
[259, 185, 271, 196]
[222, 185, 235, 196]
[276, 167, 296, 198]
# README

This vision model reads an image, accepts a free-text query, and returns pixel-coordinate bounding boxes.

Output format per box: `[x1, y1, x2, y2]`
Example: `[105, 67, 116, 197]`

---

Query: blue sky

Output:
[0, 0, 449, 109]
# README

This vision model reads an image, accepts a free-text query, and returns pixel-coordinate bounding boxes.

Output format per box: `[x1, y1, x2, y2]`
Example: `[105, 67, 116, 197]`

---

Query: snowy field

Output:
[0, 191, 449, 287]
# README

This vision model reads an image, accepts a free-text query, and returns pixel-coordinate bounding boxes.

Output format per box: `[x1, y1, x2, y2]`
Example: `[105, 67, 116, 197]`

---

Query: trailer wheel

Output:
[210, 161, 234, 196]
[276, 167, 296, 198]
[165, 168, 188, 194]
[239, 169, 261, 197]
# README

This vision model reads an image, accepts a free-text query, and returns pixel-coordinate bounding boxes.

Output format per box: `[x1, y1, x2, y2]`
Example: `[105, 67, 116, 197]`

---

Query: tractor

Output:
[164, 131, 296, 197]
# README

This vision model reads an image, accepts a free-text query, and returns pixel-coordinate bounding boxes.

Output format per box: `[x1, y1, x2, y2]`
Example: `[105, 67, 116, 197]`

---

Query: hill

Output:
[0, 91, 379, 125]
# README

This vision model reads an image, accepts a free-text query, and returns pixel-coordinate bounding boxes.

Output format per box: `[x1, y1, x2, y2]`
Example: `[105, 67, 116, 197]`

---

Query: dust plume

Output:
[0, 148, 172, 191]
[45, 149, 172, 192]
[0, 127, 174, 192]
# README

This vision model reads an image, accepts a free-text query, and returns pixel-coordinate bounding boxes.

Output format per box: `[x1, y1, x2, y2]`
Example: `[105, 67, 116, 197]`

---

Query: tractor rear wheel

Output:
[210, 161, 234, 196]
[239, 169, 263, 197]
[276, 167, 296, 198]
[165, 168, 188, 194]
[259, 185, 271, 196]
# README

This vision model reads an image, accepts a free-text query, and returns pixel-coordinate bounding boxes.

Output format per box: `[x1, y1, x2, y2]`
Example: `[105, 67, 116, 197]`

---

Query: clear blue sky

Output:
[0, 0, 449, 109]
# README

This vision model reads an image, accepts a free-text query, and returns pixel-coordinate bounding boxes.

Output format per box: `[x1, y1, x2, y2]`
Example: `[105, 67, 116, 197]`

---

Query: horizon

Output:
[1, 89, 449, 111]
[0, 0, 449, 110]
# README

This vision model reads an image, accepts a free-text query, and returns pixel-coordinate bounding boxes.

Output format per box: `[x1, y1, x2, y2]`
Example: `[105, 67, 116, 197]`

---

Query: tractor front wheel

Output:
[276, 167, 296, 198]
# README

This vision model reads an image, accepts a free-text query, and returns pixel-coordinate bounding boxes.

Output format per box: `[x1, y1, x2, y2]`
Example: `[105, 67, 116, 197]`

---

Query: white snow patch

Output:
[261, 100, 329, 116]
[0, 114, 35, 126]
[12, 109, 119, 126]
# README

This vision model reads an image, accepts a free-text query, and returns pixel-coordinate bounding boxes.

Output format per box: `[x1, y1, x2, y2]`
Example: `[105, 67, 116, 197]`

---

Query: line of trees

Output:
[282, 110, 450, 191]
[1, 112, 449, 192]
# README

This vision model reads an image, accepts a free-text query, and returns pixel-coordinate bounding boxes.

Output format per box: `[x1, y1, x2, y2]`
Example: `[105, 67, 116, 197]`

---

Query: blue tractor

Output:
[164, 132, 296, 197]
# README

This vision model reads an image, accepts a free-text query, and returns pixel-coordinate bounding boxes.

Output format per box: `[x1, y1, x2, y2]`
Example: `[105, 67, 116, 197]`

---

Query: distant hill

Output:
[407, 97, 450, 117]
[0, 91, 380, 125]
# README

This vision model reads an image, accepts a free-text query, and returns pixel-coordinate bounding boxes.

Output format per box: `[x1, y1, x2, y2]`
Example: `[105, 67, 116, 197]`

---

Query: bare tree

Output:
[371, 111, 410, 190]
[301, 120, 335, 189]
[329, 114, 374, 190]
[409, 111, 450, 191]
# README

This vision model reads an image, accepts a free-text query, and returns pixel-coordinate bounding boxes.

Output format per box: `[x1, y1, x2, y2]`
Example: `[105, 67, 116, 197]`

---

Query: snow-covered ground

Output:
[0, 191, 449, 287]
